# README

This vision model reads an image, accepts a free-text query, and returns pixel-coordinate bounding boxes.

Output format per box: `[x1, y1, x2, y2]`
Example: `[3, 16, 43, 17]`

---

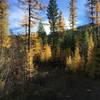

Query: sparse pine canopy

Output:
[18, 0, 45, 50]
[87, 0, 96, 25]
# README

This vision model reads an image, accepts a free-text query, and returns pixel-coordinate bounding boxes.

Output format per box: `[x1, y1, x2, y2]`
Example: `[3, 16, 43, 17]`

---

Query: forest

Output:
[0, 0, 100, 100]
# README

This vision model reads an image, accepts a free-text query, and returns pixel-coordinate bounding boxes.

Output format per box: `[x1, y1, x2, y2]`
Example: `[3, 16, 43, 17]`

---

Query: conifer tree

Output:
[1, 36, 26, 96]
[86, 34, 94, 74]
[69, 0, 77, 30]
[87, 0, 96, 25]
[18, 0, 45, 50]
[66, 48, 72, 69]
[86, 38, 100, 78]
[73, 41, 81, 71]
[81, 30, 89, 71]
[87, 34, 94, 61]
[0, 0, 9, 49]
[87, 0, 100, 38]
[95, 1, 100, 26]
[47, 0, 59, 46]
[58, 11, 65, 37]
[41, 44, 51, 61]
[26, 34, 41, 78]
[47, 0, 59, 58]
[66, 55, 72, 71]
[95, 1, 100, 38]
[38, 21, 47, 46]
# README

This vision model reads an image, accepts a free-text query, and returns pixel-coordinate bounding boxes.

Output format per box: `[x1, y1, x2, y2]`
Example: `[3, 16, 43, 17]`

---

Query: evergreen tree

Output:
[87, 0, 96, 25]
[38, 21, 47, 46]
[66, 48, 72, 67]
[73, 41, 81, 71]
[87, 34, 94, 61]
[86, 38, 100, 78]
[95, 1, 100, 38]
[58, 11, 65, 37]
[47, 0, 59, 45]
[85, 34, 94, 74]
[69, 0, 77, 30]
[81, 30, 89, 72]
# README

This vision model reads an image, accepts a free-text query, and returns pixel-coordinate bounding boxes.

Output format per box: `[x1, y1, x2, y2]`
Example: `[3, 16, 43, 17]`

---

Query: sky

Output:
[8, 0, 89, 34]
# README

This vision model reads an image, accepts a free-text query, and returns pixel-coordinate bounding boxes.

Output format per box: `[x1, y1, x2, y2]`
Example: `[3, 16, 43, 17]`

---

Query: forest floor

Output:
[22, 60, 100, 100]
[1, 60, 100, 100]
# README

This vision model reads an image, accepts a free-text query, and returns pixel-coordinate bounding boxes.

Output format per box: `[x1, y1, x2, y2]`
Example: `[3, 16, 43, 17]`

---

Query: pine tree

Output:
[38, 21, 47, 46]
[47, 0, 59, 34]
[73, 41, 81, 72]
[81, 30, 89, 72]
[86, 0, 100, 38]
[85, 34, 94, 74]
[87, 34, 94, 61]
[86, 38, 100, 78]
[86, 0, 100, 25]
[69, 0, 77, 30]
[47, 0, 59, 58]
[58, 11, 65, 37]
[87, 0, 96, 25]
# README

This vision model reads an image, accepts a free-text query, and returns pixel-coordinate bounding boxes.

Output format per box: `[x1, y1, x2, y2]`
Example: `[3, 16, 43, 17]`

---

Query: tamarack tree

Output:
[58, 11, 65, 37]
[0, 0, 10, 49]
[18, 0, 45, 51]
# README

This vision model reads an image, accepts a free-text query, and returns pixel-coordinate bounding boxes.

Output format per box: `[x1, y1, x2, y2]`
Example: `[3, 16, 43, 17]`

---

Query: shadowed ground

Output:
[1, 60, 100, 100]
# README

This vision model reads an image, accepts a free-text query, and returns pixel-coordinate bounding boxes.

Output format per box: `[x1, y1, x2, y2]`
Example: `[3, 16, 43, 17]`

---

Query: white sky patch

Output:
[64, 18, 70, 29]
[44, 25, 50, 35]
[42, 20, 50, 35]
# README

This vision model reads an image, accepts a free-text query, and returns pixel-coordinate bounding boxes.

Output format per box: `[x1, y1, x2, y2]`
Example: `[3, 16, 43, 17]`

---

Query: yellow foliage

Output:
[32, 34, 41, 56]
[58, 11, 65, 33]
[66, 55, 72, 66]
[87, 34, 94, 61]
[0, 0, 9, 48]
[41, 44, 51, 61]
[72, 43, 81, 71]
[26, 49, 37, 78]
[73, 46, 81, 64]
[66, 43, 81, 72]
[66, 48, 73, 70]
[3, 35, 11, 48]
